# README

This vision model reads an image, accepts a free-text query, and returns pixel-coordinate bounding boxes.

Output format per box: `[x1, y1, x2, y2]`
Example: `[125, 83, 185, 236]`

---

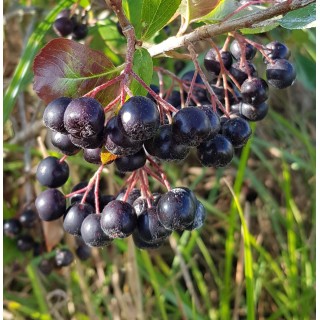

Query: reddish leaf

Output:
[33, 38, 120, 106]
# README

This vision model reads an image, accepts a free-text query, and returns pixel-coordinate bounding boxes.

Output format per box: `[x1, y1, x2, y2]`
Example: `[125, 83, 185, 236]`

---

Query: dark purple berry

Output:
[100, 200, 137, 238]
[118, 96, 160, 141]
[266, 59, 296, 89]
[230, 40, 257, 61]
[99, 195, 116, 210]
[72, 23, 88, 40]
[137, 207, 171, 242]
[64, 97, 105, 139]
[197, 134, 234, 167]
[116, 188, 141, 205]
[241, 78, 268, 106]
[132, 231, 165, 250]
[115, 148, 146, 172]
[222, 117, 252, 148]
[185, 201, 206, 230]
[17, 235, 34, 252]
[105, 116, 143, 156]
[229, 61, 258, 86]
[53, 17, 74, 37]
[83, 148, 102, 164]
[166, 90, 181, 108]
[63, 203, 93, 236]
[55, 249, 74, 267]
[36, 156, 69, 188]
[56, 9, 71, 19]
[146, 84, 160, 103]
[38, 258, 54, 275]
[76, 244, 91, 260]
[172, 107, 211, 146]
[51, 131, 80, 156]
[35, 189, 66, 221]
[81, 214, 112, 247]
[239, 101, 268, 121]
[70, 181, 97, 207]
[4, 219, 22, 238]
[69, 132, 104, 149]
[198, 105, 221, 138]
[19, 208, 37, 228]
[181, 71, 208, 103]
[204, 49, 233, 75]
[263, 41, 290, 62]
[43, 97, 72, 133]
[157, 187, 197, 230]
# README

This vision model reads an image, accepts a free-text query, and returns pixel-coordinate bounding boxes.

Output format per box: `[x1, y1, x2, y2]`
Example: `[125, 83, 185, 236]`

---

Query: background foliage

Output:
[3, 0, 316, 319]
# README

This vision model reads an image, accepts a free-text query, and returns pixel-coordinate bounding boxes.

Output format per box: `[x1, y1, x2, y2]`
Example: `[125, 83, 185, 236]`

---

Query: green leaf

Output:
[3, 0, 75, 124]
[141, 0, 181, 40]
[198, 0, 238, 23]
[280, 3, 316, 29]
[123, 0, 143, 39]
[240, 19, 279, 34]
[130, 48, 153, 96]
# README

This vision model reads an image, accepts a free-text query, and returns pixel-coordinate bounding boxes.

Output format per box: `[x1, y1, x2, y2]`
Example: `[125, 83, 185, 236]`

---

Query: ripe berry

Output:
[157, 187, 197, 230]
[83, 148, 102, 165]
[266, 59, 296, 89]
[4, 219, 22, 238]
[204, 49, 233, 75]
[53, 17, 74, 37]
[100, 200, 137, 238]
[137, 207, 171, 242]
[172, 107, 211, 146]
[115, 148, 146, 172]
[64, 97, 105, 139]
[198, 105, 221, 138]
[181, 71, 208, 103]
[69, 132, 104, 149]
[166, 90, 181, 108]
[99, 195, 116, 210]
[144, 124, 190, 161]
[222, 117, 252, 148]
[55, 249, 74, 267]
[132, 231, 165, 250]
[116, 188, 141, 205]
[105, 116, 143, 156]
[185, 201, 206, 230]
[63, 203, 93, 236]
[118, 96, 160, 141]
[208, 81, 235, 105]
[263, 41, 290, 62]
[51, 131, 80, 156]
[19, 208, 37, 228]
[70, 181, 96, 206]
[38, 258, 54, 275]
[230, 40, 257, 60]
[197, 134, 234, 167]
[239, 101, 269, 122]
[81, 214, 112, 247]
[35, 189, 66, 221]
[17, 235, 35, 252]
[146, 84, 160, 103]
[36, 156, 69, 188]
[229, 61, 258, 85]
[43, 97, 72, 133]
[76, 244, 91, 260]
[72, 23, 88, 40]
[241, 78, 269, 106]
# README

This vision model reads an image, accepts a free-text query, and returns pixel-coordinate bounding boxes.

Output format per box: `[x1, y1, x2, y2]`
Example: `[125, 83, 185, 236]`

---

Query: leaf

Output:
[141, 0, 181, 40]
[100, 150, 119, 165]
[123, 0, 143, 39]
[33, 38, 121, 106]
[131, 48, 153, 96]
[3, 0, 75, 123]
[280, 3, 316, 29]
[240, 19, 279, 35]
[42, 220, 64, 252]
[197, 0, 238, 23]
[178, 0, 220, 25]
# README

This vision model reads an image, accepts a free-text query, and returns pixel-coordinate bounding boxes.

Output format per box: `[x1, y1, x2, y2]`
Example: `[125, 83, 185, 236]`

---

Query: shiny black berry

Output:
[118, 96, 160, 141]
[181, 71, 208, 103]
[36, 156, 69, 188]
[53, 17, 74, 37]
[132, 231, 165, 250]
[55, 249, 74, 267]
[185, 201, 206, 231]
[266, 59, 296, 89]
[76, 244, 91, 260]
[69, 132, 104, 149]
[19, 208, 37, 228]
[51, 131, 80, 156]
[204, 49, 233, 75]
[230, 40, 257, 61]
[83, 148, 102, 165]
[229, 61, 258, 86]
[198, 105, 221, 138]
[72, 23, 88, 40]
[35, 189, 66, 221]
[43, 97, 72, 133]
[241, 78, 268, 106]
[81, 214, 112, 247]
[4, 219, 22, 238]
[157, 187, 197, 230]
[116, 188, 141, 205]
[197, 134, 234, 167]
[17, 235, 34, 252]
[64, 97, 105, 139]
[115, 148, 146, 172]
[239, 101, 269, 122]
[101, 200, 137, 238]
[222, 117, 252, 148]
[263, 41, 290, 62]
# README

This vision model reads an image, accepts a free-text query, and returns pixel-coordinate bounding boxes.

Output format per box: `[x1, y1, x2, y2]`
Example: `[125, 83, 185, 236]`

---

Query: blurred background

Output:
[3, 0, 316, 319]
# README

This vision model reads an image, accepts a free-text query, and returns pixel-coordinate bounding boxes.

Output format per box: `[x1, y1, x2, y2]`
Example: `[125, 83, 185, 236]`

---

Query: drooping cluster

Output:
[53, 8, 89, 40]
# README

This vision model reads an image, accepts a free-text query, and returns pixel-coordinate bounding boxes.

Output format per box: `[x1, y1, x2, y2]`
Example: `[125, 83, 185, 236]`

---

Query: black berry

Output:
[266, 59, 296, 89]
[241, 78, 268, 106]
[55, 248, 74, 267]
[115, 148, 146, 172]
[204, 49, 233, 75]
[222, 117, 252, 148]
[230, 40, 257, 61]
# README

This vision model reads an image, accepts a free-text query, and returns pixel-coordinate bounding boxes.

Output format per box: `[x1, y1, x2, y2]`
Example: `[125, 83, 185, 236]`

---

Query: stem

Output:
[65, 187, 88, 198]
[104, 95, 121, 112]
[94, 165, 105, 214]
[146, 156, 171, 191]
[123, 171, 139, 202]
[59, 155, 68, 163]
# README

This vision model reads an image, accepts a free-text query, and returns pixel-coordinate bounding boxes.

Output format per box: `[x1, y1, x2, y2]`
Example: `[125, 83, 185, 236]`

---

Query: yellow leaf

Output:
[101, 150, 118, 165]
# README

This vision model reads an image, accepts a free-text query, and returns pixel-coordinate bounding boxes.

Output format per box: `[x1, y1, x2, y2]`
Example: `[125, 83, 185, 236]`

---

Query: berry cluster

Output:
[53, 8, 88, 40]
